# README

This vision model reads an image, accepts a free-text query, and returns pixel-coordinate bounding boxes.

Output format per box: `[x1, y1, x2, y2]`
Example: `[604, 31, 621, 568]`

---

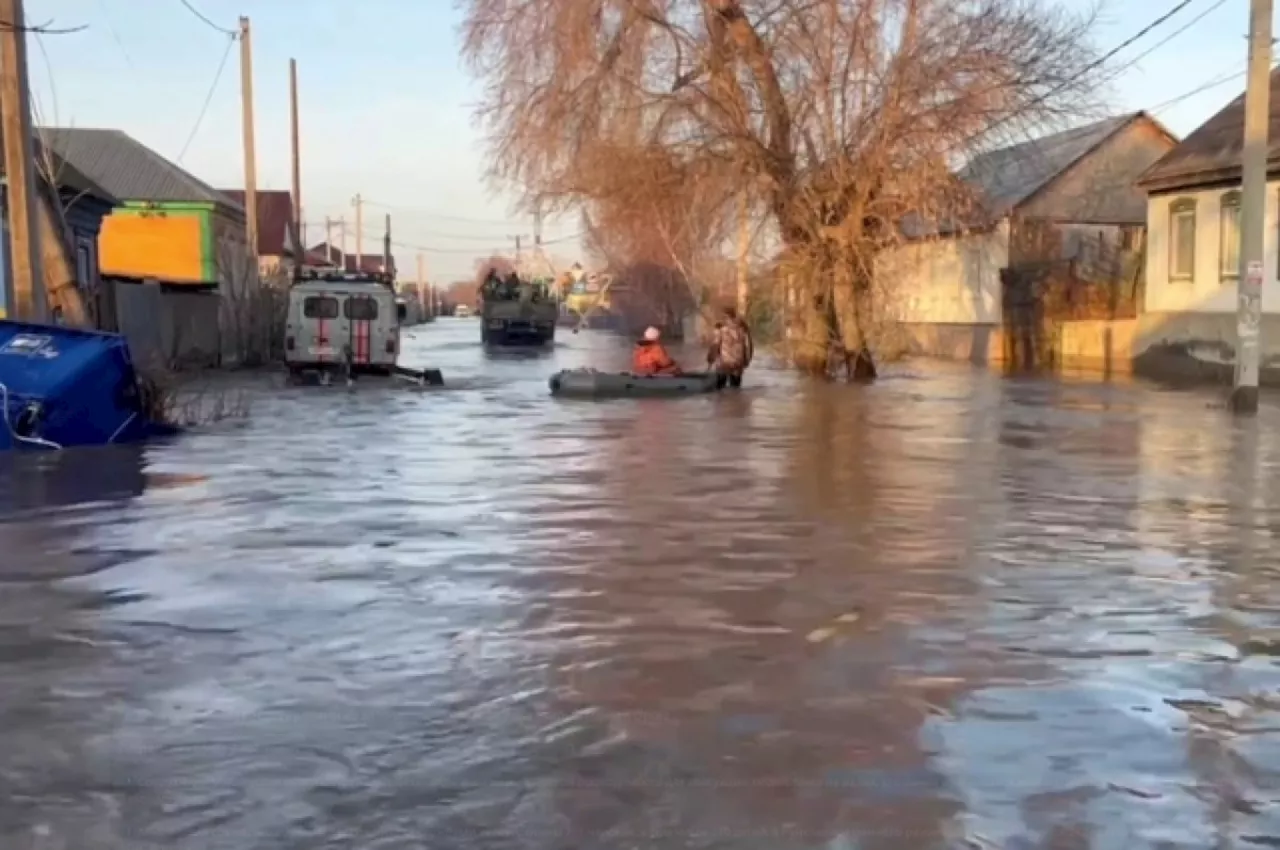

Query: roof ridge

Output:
[37, 125, 238, 208]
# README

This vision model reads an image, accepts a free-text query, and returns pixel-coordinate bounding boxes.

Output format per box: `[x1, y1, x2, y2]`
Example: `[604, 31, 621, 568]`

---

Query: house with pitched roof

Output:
[1134, 67, 1280, 379]
[305, 240, 396, 276]
[877, 112, 1178, 362]
[0, 131, 118, 321]
[40, 127, 247, 287]
[220, 189, 317, 277]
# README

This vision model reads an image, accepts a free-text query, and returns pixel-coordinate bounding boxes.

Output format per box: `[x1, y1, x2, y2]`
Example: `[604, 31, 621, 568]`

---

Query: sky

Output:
[23, 0, 1270, 283]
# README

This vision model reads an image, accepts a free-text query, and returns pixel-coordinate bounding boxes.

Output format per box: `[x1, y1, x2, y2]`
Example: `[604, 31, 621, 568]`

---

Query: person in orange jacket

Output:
[632, 326, 682, 376]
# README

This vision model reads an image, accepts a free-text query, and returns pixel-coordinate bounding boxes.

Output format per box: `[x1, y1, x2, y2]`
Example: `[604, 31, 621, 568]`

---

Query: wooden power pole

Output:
[1232, 0, 1273, 414]
[0, 0, 46, 320]
[353, 193, 363, 270]
[239, 16, 258, 259]
[382, 213, 391, 275]
[289, 57, 302, 279]
[339, 216, 347, 267]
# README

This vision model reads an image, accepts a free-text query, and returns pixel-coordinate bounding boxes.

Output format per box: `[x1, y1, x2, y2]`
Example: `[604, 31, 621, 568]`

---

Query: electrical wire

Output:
[176, 32, 236, 165]
[360, 198, 545, 227]
[97, 0, 135, 70]
[1117, 0, 1230, 71]
[971, 0, 1203, 149]
[177, 0, 236, 36]
[1066, 0, 1199, 93]
[1149, 64, 1258, 114]
[0, 19, 87, 34]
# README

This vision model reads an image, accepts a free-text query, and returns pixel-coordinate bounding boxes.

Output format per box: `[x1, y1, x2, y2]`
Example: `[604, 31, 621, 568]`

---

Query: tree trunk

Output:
[779, 237, 879, 380]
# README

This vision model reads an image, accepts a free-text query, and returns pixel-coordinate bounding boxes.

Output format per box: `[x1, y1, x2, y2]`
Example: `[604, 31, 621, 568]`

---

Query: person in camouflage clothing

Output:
[707, 306, 754, 389]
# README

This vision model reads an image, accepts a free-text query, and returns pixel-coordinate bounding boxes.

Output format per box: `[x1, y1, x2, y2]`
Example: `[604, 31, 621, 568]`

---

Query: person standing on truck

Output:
[707, 306, 753, 388]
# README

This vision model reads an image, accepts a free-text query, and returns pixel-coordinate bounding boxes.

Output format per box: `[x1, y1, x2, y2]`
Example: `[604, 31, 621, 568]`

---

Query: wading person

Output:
[707, 306, 753, 388]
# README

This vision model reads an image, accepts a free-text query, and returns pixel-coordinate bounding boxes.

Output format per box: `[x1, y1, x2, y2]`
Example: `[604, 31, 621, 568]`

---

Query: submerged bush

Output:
[136, 365, 250, 429]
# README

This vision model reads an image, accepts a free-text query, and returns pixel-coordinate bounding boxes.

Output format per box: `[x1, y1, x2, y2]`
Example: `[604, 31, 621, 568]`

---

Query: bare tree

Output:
[576, 144, 735, 337]
[216, 239, 287, 367]
[461, 0, 1107, 375]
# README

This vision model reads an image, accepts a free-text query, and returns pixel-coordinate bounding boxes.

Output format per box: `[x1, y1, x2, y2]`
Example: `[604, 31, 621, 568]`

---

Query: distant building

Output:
[306, 240, 395, 277]
[877, 112, 1177, 363]
[221, 189, 301, 278]
[41, 127, 249, 287]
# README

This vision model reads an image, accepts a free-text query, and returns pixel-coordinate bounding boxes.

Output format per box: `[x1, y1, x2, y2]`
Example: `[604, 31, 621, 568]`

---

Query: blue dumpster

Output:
[0, 320, 159, 451]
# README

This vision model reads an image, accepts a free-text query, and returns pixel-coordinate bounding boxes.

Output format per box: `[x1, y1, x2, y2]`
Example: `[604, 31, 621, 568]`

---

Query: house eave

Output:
[1139, 158, 1280, 195]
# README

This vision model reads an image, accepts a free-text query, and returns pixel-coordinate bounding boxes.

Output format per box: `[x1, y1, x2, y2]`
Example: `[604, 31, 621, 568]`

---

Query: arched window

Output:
[1169, 197, 1197, 281]
[1220, 191, 1241, 279]
[1172, 197, 1198, 280]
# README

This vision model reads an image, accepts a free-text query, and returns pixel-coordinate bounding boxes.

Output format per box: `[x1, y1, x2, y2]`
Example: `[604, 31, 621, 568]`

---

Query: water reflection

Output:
[0, 324, 1277, 848]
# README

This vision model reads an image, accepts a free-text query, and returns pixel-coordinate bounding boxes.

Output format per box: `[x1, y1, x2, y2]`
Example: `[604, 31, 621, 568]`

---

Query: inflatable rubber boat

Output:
[549, 369, 720, 399]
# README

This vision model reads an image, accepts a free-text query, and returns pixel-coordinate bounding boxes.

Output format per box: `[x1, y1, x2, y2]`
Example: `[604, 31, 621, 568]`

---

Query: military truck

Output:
[479, 272, 557, 346]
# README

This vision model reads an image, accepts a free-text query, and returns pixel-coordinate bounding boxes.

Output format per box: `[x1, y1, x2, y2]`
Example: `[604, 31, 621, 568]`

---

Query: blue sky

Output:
[25, 0, 1266, 281]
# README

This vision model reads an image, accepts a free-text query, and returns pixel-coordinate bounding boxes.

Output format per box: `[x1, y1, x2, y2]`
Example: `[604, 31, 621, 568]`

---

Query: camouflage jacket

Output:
[711, 319, 753, 372]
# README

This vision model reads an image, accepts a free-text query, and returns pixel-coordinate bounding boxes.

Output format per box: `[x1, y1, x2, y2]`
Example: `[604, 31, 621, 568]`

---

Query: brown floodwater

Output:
[0, 319, 1278, 849]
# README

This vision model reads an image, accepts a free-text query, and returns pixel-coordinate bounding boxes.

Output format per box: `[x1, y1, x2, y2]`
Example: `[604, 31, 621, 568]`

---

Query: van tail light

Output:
[385, 339, 396, 354]
[286, 336, 295, 350]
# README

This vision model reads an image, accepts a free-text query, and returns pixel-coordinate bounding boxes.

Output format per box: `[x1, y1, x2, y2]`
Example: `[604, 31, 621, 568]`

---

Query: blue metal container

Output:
[0, 320, 157, 450]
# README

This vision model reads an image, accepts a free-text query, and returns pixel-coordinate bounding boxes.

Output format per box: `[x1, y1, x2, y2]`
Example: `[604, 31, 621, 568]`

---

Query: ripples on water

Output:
[1, 320, 1279, 848]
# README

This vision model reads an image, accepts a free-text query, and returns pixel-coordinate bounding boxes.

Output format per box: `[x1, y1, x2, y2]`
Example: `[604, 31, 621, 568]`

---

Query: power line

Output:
[1117, 0, 1230, 71]
[176, 0, 236, 36]
[1077, 0, 1198, 87]
[395, 225, 579, 242]
[97, 0, 135, 69]
[968, 0, 1211, 153]
[372, 231, 583, 255]
[176, 32, 236, 164]
[0, 18, 86, 34]
[1150, 64, 1252, 113]
[360, 198, 548, 227]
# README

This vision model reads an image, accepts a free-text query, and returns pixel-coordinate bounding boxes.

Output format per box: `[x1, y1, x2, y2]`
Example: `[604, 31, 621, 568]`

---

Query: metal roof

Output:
[902, 113, 1156, 238]
[37, 126, 243, 211]
[1138, 66, 1280, 191]
[223, 189, 294, 256]
[960, 114, 1137, 215]
[0, 127, 118, 204]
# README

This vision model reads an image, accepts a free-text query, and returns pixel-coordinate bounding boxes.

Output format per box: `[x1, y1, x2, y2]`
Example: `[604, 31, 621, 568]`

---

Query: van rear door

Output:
[344, 293, 380, 365]
[299, 293, 340, 363]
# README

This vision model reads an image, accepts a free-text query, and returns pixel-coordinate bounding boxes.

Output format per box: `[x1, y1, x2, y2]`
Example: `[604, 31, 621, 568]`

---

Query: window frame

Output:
[343, 295, 379, 320]
[1219, 190, 1242, 280]
[1169, 197, 1197, 282]
[302, 295, 340, 319]
[75, 239, 93, 288]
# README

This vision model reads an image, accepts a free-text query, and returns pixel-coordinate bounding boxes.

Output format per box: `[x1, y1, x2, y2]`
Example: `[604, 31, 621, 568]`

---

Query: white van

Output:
[284, 272, 402, 378]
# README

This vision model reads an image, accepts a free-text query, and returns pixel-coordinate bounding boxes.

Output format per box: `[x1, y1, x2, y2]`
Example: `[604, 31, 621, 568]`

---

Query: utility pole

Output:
[339, 216, 347, 268]
[353, 193, 363, 271]
[289, 57, 302, 280]
[239, 16, 258, 260]
[1232, 0, 1273, 415]
[0, 0, 46, 320]
[382, 213, 391, 276]
[736, 192, 750, 316]
[325, 215, 333, 255]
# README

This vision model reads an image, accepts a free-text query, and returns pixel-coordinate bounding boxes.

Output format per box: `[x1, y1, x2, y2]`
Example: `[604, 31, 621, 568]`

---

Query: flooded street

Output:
[2, 318, 1280, 849]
